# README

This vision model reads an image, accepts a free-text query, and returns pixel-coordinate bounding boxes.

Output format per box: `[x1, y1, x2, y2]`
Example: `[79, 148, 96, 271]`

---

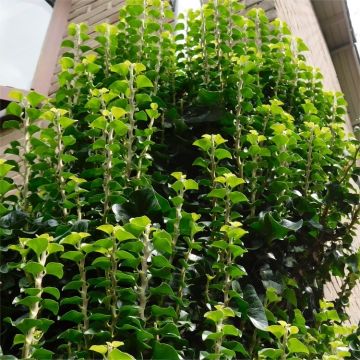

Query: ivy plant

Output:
[0, 0, 359, 359]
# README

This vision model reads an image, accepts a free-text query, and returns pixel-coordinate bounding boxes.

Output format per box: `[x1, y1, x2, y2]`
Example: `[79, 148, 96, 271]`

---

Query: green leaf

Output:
[243, 285, 268, 331]
[215, 148, 232, 160]
[204, 310, 224, 323]
[63, 280, 83, 291]
[27, 237, 48, 257]
[42, 299, 59, 315]
[27, 91, 46, 107]
[150, 283, 175, 297]
[267, 325, 286, 339]
[89, 345, 108, 355]
[153, 230, 172, 254]
[223, 324, 240, 336]
[0, 163, 14, 177]
[43, 287, 60, 300]
[287, 338, 309, 354]
[111, 107, 127, 119]
[115, 228, 137, 242]
[110, 119, 128, 136]
[229, 191, 249, 204]
[90, 116, 107, 130]
[60, 233, 83, 246]
[59, 117, 77, 129]
[60, 57, 74, 70]
[45, 262, 64, 279]
[0, 180, 13, 195]
[13, 334, 25, 345]
[32, 348, 54, 360]
[97, 224, 114, 235]
[108, 349, 136, 360]
[111, 62, 130, 77]
[208, 188, 227, 199]
[23, 262, 44, 276]
[258, 348, 283, 359]
[61, 310, 84, 324]
[153, 342, 179, 360]
[61, 251, 84, 262]
[47, 243, 64, 255]
[193, 137, 211, 151]
[136, 75, 153, 88]
[184, 179, 198, 190]
[151, 305, 177, 318]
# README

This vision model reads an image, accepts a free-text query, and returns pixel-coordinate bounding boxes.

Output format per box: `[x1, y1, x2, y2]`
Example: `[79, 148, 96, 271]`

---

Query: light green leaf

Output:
[267, 325, 286, 339]
[136, 75, 153, 88]
[0, 179, 13, 195]
[287, 338, 309, 354]
[89, 345, 108, 355]
[207, 188, 227, 199]
[45, 262, 64, 279]
[97, 224, 114, 235]
[229, 191, 249, 204]
[184, 179, 198, 191]
[90, 116, 107, 130]
[111, 107, 127, 119]
[27, 91, 46, 107]
[61, 251, 84, 262]
[0, 163, 14, 177]
[23, 262, 44, 276]
[215, 148, 232, 160]
[27, 237, 48, 257]
[108, 349, 136, 360]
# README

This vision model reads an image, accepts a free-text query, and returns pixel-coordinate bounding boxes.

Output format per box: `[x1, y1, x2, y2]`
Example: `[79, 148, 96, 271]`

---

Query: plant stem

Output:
[234, 75, 244, 180]
[125, 64, 136, 178]
[136, 116, 155, 180]
[103, 119, 114, 222]
[54, 112, 68, 217]
[214, 318, 224, 358]
[109, 235, 119, 338]
[223, 191, 232, 307]
[22, 251, 47, 359]
[21, 104, 31, 212]
[304, 128, 314, 196]
[79, 257, 89, 348]
[138, 225, 151, 322]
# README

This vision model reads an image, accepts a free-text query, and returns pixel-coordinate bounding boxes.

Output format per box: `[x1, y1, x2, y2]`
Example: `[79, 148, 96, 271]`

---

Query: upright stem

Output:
[103, 120, 114, 222]
[176, 235, 194, 314]
[125, 64, 136, 178]
[22, 251, 47, 359]
[214, 318, 224, 358]
[136, 116, 155, 180]
[223, 191, 232, 307]
[55, 113, 68, 217]
[79, 257, 89, 348]
[250, 155, 258, 217]
[200, 3, 210, 86]
[138, 225, 151, 322]
[109, 235, 119, 338]
[234, 75, 244, 179]
[304, 128, 314, 196]
[21, 105, 31, 212]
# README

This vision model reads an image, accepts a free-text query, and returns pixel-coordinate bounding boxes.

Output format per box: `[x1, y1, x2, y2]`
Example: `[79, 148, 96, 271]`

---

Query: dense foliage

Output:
[1, 1, 360, 359]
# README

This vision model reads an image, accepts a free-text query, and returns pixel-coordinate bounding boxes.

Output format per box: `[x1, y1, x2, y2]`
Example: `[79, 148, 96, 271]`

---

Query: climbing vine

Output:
[0, 1, 359, 359]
